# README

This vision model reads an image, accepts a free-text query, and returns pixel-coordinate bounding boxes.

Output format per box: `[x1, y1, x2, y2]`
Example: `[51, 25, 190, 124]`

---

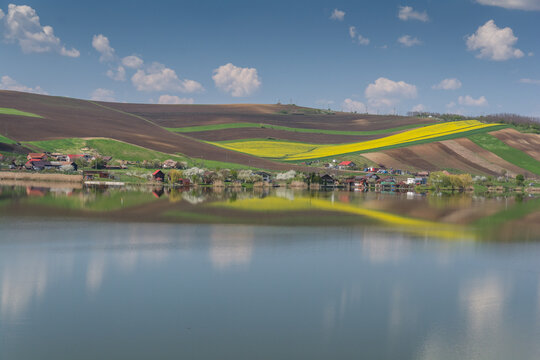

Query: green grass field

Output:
[0, 134, 17, 144]
[166, 122, 435, 135]
[0, 107, 43, 118]
[24, 137, 265, 170]
[26, 138, 187, 162]
[468, 133, 540, 175]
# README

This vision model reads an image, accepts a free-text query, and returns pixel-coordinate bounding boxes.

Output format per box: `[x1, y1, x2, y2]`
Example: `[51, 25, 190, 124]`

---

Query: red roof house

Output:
[152, 170, 165, 182]
[338, 161, 356, 169]
[27, 153, 47, 161]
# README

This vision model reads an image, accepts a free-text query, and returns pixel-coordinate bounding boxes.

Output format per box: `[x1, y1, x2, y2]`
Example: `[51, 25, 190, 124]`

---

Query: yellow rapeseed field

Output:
[210, 120, 500, 160]
[212, 196, 473, 240]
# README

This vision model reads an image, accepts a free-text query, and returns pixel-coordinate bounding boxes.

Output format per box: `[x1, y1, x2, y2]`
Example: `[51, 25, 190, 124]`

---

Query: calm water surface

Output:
[1, 185, 539, 359]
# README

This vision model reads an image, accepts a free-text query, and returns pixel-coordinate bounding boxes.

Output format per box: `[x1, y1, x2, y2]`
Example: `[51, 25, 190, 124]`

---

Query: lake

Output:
[1, 184, 539, 359]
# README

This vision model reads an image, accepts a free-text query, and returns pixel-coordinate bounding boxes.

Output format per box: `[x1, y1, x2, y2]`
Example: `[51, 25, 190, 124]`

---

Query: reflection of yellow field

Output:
[213, 196, 473, 240]
[210, 120, 500, 160]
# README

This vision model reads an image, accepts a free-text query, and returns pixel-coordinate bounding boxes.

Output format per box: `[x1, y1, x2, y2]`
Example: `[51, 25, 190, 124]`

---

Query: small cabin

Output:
[152, 170, 165, 182]
[320, 174, 336, 187]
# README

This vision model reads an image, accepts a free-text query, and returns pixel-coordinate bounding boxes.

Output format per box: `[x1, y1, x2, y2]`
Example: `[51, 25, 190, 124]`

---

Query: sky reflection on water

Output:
[1, 221, 540, 359]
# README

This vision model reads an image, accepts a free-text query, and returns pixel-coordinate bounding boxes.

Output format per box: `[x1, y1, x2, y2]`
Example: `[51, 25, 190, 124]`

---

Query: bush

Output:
[168, 169, 183, 183]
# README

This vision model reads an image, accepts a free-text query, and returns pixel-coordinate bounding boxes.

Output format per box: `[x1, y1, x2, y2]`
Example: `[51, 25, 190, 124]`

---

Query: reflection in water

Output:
[209, 226, 254, 269]
[361, 232, 411, 264]
[1, 184, 539, 242]
[0, 222, 539, 359]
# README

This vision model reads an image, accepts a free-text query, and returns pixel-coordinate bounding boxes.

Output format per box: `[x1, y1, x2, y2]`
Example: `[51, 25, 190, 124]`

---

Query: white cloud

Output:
[1, 4, 79, 57]
[357, 34, 370, 45]
[519, 78, 540, 84]
[0, 75, 47, 94]
[365, 77, 417, 108]
[349, 26, 356, 39]
[412, 104, 426, 112]
[433, 78, 462, 90]
[0, 9, 4, 20]
[476, 0, 540, 10]
[212, 63, 261, 97]
[398, 6, 429, 22]
[348, 26, 369, 45]
[122, 55, 144, 69]
[158, 95, 195, 104]
[91, 88, 115, 102]
[106, 66, 126, 82]
[132, 62, 204, 93]
[458, 95, 488, 106]
[330, 9, 345, 21]
[398, 35, 422, 47]
[342, 98, 366, 113]
[466, 20, 524, 61]
[92, 34, 115, 62]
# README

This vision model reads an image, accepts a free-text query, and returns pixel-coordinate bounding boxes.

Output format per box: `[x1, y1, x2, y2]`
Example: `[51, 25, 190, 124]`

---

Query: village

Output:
[0, 150, 440, 192]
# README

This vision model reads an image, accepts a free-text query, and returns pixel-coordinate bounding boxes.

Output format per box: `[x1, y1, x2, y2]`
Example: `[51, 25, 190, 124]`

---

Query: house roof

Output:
[67, 154, 84, 158]
[338, 161, 353, 166]
[28, 153, 46, 158]
[152, 170, 164, 176]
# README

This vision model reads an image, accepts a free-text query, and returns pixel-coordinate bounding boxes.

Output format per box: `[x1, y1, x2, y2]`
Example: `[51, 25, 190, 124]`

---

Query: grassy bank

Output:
[468, 133, 540, 175]
[26, 138, 187, 162]
[0, 107, 43, 118]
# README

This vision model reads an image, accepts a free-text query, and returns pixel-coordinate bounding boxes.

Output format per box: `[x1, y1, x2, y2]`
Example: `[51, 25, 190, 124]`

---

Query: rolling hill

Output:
[1, 90, 539, 177]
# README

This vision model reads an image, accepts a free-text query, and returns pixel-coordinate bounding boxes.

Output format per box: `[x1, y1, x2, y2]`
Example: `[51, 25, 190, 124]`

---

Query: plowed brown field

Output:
[188, 128, 382, 144]
[363, 139, 533, 176]
[0, 91, 306, 170]
[103, 102, 431, 131]
[491, 128, 540, 161]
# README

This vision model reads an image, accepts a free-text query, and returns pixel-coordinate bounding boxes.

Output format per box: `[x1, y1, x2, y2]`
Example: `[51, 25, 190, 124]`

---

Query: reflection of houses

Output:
[152, 187, 165, 198]
[26, 186, 47, 197]
[152, 170, 165, 182]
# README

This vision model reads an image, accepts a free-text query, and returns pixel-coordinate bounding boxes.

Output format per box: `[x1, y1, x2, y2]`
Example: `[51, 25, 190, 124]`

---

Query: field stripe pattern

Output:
[210, 121, 502, 161]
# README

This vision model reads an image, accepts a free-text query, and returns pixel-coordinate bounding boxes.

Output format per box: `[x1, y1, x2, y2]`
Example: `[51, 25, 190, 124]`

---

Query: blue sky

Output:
[1, 0, 539, 116]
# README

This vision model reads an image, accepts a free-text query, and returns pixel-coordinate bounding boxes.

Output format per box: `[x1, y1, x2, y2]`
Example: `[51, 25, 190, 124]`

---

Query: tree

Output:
[168, 169, 183, 184]
[516, 174, 525, 186]
[90, 158, 106, 169]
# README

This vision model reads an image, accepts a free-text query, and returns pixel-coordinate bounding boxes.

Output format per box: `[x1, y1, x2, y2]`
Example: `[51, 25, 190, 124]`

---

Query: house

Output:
[0, 153, 3, 161]
[152, 170, 165, 182]
[366, 167, 379, 173]
[27, 153, 47, 161]
[345, 176, 368, 190]
[83, 170, 110, 180]
[67, 154, 93, 162]
[50, 153, 68, 161]
[255, 171, 272, 182]
[415, 177, 428, 185]
[406, 178, 416, 185]
[416, 171, 430, 177]
[25, 160, 55, 171]
[338, 161, 356, 170]
[162, 159, 179, 169]
[50, 161, 78, 171]
[320, 174, 336, 187]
